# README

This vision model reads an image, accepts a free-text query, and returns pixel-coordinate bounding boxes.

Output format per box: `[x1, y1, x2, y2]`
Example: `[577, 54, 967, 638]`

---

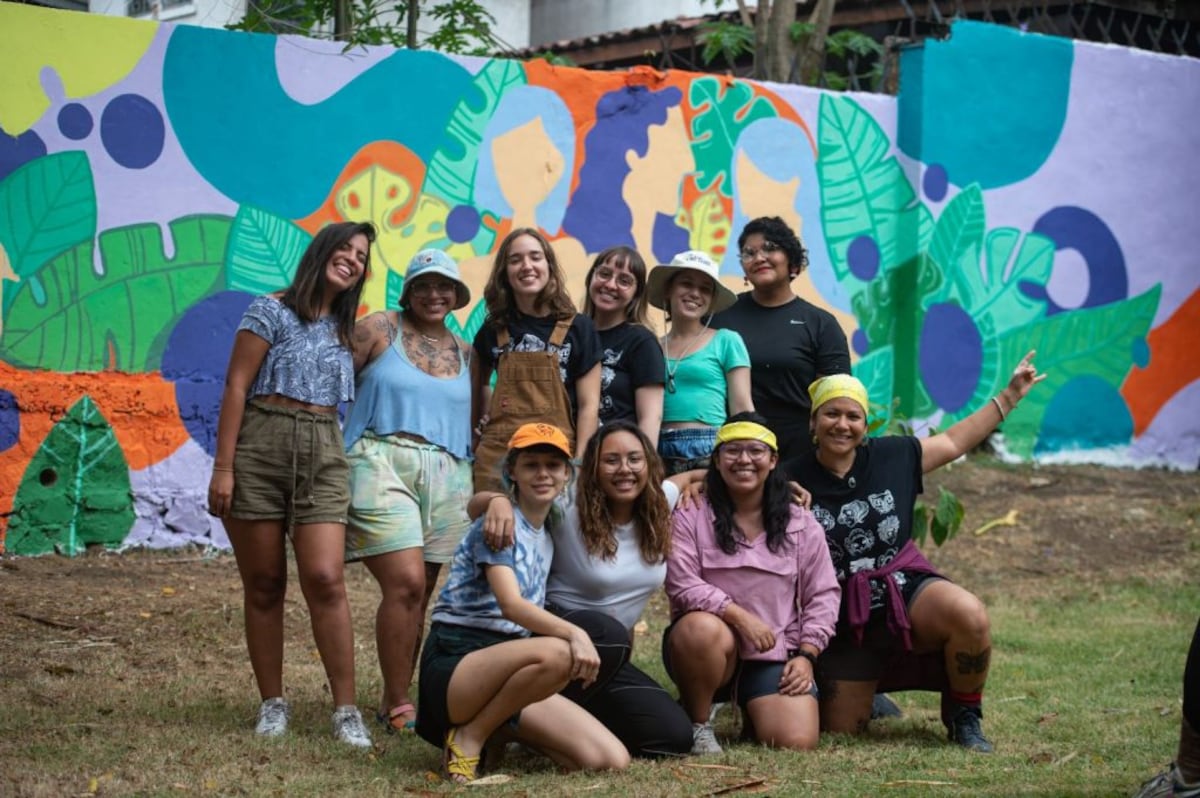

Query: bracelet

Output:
[990, 396, 1007, 422]
[790, 649, 819, 668]
[212, 466, 234, 473]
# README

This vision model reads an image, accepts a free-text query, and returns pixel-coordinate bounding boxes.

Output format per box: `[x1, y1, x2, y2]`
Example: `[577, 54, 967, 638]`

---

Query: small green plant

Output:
[878, 401, 966, 548]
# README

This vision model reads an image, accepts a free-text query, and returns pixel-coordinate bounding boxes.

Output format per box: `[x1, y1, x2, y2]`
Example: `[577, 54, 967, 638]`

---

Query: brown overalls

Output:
[472, 316, 576, 492]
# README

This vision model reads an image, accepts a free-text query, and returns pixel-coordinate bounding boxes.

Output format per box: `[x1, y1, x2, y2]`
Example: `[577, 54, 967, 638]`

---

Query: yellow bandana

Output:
[715, 421, 778, 452]
[808, 374, 869, 414]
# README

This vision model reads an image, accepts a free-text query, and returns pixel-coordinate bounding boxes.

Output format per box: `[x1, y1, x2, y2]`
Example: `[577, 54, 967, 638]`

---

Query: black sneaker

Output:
[871, 693, 903, 719]
[946, 706, 994, 753]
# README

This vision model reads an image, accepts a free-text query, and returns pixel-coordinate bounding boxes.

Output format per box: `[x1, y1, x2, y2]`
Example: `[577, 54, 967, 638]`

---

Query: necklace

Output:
[662, 326, 708, 394]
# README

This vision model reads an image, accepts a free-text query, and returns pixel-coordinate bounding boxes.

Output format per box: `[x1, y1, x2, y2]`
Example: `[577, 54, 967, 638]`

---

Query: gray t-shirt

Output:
[546, 481, 681, 630]
[238, 295, 354, 406]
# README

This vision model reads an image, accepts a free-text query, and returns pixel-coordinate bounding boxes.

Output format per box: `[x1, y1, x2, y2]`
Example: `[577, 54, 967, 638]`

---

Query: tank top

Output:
[342, 333, 472, 459]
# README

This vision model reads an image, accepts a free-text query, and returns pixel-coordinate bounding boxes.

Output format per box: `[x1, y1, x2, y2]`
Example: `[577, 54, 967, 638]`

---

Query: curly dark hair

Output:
[582, 246, 651, 328]
[282, 221, 375, 348]
[705, 411, 793, 555]
[576, 421, 671, 564]
[736, 216, 808, 279]
[483, 227, 576, 329]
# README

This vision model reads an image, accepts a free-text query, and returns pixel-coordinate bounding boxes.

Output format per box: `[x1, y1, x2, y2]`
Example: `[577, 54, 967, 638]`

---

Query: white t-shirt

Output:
[546, 481, 681, 631]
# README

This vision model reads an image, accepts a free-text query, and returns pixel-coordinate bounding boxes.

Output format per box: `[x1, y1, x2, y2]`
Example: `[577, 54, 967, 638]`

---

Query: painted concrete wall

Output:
[0, 6, 1196, 555]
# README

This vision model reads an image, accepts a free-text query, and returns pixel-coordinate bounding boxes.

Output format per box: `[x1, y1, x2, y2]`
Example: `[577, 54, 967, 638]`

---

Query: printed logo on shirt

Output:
[789, 319, 806, 325]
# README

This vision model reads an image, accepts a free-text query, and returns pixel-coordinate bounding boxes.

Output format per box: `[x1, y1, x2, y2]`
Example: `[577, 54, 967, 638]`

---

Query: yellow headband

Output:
[716, 421, 778, 452]
[808, 374, 869, 414]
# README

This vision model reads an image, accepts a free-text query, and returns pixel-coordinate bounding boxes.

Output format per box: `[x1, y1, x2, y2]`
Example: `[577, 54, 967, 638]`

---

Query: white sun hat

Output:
[645, 250, 737, 314]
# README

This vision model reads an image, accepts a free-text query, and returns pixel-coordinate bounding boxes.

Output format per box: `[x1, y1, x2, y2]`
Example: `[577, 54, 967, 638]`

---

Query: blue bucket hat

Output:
[400, 249, 471, 310]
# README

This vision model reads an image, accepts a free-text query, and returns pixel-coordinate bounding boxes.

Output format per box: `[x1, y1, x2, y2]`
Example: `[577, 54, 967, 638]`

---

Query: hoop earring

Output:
[743, 276, 750, 286]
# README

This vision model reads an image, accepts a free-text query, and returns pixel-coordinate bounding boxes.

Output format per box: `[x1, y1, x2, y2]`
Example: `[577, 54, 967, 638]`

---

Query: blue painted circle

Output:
[1132, 337, 1150, 369]
[919, 303, 982, 413]
[162, 291, 255, 455]
[847, 236, 881, 281]
[58, 103, 94, 140]
[1023, 205, 1127, 316]
[0, 127, 47, 182]
[0, 389, 19, 453]
[1035, 375, 1132, 454]
[100, 94, 166, 169]
[923, 164, 949, 202]
[851, 329, 870, 357]
[445, 205, 481, 244]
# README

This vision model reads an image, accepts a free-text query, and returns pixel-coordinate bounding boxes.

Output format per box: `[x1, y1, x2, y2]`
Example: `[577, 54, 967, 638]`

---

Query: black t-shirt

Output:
[597, 322, 665, 426]
[713, 293, 850, 461]
[473, 312, 601, 412]
[784, 436, 923, 610]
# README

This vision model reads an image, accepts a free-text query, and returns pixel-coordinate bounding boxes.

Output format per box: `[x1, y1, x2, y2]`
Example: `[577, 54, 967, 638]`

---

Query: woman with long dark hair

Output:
[663, 412, 840, 754]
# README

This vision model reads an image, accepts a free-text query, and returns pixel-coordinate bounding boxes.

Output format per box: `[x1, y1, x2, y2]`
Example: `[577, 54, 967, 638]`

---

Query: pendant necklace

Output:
[662, 325, 708, 394]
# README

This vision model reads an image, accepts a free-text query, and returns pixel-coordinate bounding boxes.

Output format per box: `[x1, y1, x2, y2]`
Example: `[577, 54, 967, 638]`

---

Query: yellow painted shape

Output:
[0, 5, 159, 134]
[680, 189, 731, 258]
[623, 105, 694, 257]
[490, 117, 565, 231]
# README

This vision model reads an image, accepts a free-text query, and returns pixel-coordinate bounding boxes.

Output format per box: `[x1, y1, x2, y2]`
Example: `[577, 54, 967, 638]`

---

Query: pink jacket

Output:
[665, 500, 841, 661]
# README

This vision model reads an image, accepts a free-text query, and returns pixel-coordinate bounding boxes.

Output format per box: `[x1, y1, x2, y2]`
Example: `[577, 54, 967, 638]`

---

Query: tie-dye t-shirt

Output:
[429, 508, 554, 636]
[238, 295, 354, 406]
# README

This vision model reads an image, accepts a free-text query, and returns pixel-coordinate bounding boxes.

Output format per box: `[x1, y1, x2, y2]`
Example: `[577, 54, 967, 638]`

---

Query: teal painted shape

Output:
[162, 27, 474, 218]
[898, 20, 1073, 190]
[225, 205, 311, 294]
[1034, 375, 1133, 453]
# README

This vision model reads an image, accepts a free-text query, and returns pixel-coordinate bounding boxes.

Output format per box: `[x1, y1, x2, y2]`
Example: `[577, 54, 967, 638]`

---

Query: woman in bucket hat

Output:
[343, 248, 475, 735]
[416, 423, 629, 783]
[646, 250, 753, 475]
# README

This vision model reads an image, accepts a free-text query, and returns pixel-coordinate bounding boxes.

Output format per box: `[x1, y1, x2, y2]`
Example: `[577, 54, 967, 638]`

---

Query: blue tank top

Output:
[342, 335, 473, 459]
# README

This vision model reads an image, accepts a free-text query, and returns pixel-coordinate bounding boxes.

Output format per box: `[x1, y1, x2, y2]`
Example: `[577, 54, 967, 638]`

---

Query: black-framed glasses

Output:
[592, 267, 637, 291]
[739, 241, 783, 262]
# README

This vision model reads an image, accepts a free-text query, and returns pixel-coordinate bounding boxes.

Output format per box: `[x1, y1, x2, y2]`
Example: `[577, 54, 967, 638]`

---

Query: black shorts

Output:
[820, 573, 943, 682]
[415, 622, 522, 748]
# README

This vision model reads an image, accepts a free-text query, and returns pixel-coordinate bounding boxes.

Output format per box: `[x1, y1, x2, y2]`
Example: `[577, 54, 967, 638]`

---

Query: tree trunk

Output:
[406, 0, 419, 49]
[764, 0, 797, 83]
[797, 0, 837, 86]
[334, 0, 351, 42]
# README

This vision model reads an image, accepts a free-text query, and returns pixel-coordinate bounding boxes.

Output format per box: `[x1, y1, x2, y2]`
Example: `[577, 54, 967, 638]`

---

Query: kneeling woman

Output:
[416, 423, 629, 783]
[664, 413, 840, 754]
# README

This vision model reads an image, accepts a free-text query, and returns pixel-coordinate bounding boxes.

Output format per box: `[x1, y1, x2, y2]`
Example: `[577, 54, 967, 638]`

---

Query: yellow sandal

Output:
[443, 727, 480, 784]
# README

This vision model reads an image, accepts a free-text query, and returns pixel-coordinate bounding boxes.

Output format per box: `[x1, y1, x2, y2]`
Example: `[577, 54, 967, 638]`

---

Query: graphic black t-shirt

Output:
[597, 322, 665, 426]
[784, 436, 923, 610]
[473, 312, 601, 412]
[713, 293, 850, 461]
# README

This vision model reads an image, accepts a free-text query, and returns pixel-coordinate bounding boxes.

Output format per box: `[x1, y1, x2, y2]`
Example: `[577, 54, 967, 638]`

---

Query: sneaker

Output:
[691, 722, 723, 755]
[255, 697, 291, 737]
[871, 693, 904, 719]
[946, 705, 994, 753]
[332, 705, 373, 749]
[1132, 763, 1200, 798]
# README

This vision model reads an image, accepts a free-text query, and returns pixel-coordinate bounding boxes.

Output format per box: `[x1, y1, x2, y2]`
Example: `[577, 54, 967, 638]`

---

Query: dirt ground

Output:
[3, 456, 1196, 676]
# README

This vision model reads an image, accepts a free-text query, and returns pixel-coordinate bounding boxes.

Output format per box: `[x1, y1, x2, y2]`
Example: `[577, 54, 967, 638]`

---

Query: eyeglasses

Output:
[717, 443, 773, 462]
[599, 453, 647, 471]
[593, 267, 638, 291]
[739, 241, 783, 262]
[410, 279, 457, 295]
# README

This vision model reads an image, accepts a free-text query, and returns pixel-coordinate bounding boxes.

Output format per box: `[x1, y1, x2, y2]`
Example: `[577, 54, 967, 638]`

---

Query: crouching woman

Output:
[416, 423, 629, 782]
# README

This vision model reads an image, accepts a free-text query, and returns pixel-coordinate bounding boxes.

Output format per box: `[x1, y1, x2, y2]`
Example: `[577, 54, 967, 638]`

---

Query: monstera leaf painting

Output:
[0, 151, 97, 307]
[689, 77, 777, 197]
[225, 205, 311, 294]
[5, 395, 134, 556]
[0, 215, 229, 372]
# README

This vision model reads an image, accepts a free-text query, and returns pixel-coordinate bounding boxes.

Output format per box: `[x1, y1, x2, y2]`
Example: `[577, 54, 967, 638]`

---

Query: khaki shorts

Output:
[345, 433, 472, 563]
[230, 400, 350, 528]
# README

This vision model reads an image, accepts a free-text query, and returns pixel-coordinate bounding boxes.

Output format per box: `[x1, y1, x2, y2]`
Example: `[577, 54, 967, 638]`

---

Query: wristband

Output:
[990, 395, 1007, 422]
[790, 649, 819, 667]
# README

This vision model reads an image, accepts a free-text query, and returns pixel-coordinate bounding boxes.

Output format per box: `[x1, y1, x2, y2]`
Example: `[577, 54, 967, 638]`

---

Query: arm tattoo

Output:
[955, 647, 991, 675]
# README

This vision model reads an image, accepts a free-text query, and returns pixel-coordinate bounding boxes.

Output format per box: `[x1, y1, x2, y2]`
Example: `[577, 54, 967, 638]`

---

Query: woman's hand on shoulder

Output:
[483, 495, 515, 550]
[351, 311, 395, 371]
[787, 480, 811, 509]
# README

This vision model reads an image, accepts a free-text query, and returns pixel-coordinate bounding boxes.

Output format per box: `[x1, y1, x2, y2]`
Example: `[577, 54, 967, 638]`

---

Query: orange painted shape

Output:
[0, 363, 190, 536]
[296, 140, 426, 232]
[1121, 289, 1200, 434]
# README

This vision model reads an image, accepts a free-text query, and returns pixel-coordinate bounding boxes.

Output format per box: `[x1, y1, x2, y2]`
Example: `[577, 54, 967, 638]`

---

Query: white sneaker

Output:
[332, 705, 372, 748]
[255, 697, 290, 737]
[691, 722, 723, 755]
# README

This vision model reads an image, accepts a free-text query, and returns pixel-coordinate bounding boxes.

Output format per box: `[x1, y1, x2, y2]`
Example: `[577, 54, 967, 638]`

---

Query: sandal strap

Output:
[444, 727, 480, 782]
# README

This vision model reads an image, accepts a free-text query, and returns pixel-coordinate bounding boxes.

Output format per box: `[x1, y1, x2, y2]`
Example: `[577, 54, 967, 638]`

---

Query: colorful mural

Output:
[1, 6, 1196, 554]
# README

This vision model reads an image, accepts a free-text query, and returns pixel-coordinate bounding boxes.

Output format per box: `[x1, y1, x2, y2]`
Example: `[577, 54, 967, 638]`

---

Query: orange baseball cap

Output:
[507, 423, 572, 458]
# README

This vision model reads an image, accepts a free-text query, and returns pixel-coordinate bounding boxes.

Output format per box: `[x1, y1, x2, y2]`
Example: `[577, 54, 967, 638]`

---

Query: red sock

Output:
[949, 690, 982, 708]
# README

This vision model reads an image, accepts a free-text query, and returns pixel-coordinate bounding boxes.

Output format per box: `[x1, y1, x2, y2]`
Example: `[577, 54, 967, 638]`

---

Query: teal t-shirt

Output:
[662, 328, 751, 426]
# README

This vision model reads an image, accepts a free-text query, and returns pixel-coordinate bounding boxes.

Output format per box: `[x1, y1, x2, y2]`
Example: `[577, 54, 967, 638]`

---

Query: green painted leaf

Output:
[955, 286, 1161, 456]
[927, 184, 986, 307]
[429, 58, 527, 207]
[817, 94, 932, 284]
[446, 297, 488, 345]
[688, 77, 776, 196]
[973, 228, 1054, 327]
[852, 345, 894, 435]
[0, 151, 96, 280]
[225, 205, 310, 293]
[0, 215, 230, 372]
[5, 395, 133, 556]
[386, 270, 404, 311]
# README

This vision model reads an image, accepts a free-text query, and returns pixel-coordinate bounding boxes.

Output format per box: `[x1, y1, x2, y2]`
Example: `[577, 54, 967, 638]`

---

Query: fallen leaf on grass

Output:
[709, 778, 767, 795]
[881, 780, 956, 787]
[467, 774, 514, 786]
[1038, 712, 1059, 725]
[633, 620, 649, 636]
[973, 509, 1019, 536]
[684, 764, 739, 771]
[1052, 751, 1078, 767]
[139, 612, 152, 619]
[44, 663, 76, 676]
[162, 586, 176, 596]
[1160, 706, 1176, 716]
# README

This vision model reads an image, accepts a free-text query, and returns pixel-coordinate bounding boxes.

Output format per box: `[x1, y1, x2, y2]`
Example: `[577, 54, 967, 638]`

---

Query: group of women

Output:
[207, 216, 1045, 782]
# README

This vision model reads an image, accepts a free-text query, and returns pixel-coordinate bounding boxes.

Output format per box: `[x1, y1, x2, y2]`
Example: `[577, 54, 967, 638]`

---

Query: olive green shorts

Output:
[230, 400, 350, 529]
